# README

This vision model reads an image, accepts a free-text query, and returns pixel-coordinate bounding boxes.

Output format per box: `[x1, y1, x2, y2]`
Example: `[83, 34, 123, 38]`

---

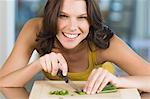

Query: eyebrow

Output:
[59, 11, 87, 16]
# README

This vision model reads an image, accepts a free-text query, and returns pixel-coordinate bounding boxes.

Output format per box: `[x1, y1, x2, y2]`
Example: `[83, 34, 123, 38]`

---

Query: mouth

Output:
[63, 32, 80, 39]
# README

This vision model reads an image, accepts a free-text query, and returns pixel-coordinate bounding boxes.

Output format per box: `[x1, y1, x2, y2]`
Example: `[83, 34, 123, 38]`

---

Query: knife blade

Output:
[57, 69, 82, 92]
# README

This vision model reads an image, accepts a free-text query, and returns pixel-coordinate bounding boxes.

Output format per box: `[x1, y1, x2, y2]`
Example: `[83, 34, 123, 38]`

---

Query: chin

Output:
[62, 43, 78, 49]
[63, 45, 77, 49]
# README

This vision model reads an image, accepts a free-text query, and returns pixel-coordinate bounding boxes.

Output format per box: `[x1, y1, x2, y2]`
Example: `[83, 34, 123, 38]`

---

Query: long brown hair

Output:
[36, 0, 114, 56]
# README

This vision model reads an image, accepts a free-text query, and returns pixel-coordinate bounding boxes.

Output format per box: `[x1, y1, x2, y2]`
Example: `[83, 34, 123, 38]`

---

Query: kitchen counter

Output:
[0, 81, 150, 99]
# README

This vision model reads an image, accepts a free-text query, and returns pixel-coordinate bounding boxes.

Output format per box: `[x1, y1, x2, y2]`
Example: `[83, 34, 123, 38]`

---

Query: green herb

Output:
[101, 83, 117, 93]
[49, 83, 117, 96]
[49, 90, 69, 95]
[74, 90, 86, 95]
[74, 84, 117, 95]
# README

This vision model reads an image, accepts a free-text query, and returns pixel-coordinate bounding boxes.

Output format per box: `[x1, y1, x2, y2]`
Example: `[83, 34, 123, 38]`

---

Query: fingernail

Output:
[52, 72, 55, 76]
[63, 72, 67, 76]
[91, 92, 94, 94]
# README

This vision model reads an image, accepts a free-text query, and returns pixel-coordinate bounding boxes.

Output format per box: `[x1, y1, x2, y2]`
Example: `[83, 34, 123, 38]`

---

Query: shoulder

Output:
[24, 17, 43, 31]
[95, 34, 124, 63]
[16, 17, 43, 49]
[21, 17, 43, 38]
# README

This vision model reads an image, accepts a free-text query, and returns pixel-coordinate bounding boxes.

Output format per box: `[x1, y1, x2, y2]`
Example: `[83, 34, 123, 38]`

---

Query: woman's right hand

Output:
[39, 52, 68, 76]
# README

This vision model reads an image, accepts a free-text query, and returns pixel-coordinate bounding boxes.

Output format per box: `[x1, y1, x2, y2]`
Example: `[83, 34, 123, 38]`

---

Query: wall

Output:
[0, 0, 15, 67]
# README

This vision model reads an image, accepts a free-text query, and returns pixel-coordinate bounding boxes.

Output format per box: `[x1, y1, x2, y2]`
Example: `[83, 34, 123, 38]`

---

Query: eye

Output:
[59, 14, 68, 18]
[78, 16, 87, 20]
[80, 16, 87, 18]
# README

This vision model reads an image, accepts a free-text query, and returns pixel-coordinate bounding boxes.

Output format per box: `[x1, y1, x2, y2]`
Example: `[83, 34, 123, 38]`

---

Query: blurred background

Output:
[0, 0, 150, 89]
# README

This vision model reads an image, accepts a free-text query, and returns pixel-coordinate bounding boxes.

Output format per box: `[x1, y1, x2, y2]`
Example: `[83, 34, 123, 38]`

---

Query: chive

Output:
[74, 90, 86, 95]
[49, 83, 117, 96]
[101, 89, 117, 93]
[49, 90, 69, 95]
[101, 83, 117, 93]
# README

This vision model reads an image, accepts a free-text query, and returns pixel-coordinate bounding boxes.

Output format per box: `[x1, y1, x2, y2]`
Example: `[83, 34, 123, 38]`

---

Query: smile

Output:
[63, 32, 80, 39]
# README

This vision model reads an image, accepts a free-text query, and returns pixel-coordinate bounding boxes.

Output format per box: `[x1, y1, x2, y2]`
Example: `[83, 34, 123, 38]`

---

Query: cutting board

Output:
[29, 81, 141, 99]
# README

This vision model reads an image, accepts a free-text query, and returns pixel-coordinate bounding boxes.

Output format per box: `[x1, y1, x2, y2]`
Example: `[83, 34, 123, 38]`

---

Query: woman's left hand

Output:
[83, 67, 119, 94]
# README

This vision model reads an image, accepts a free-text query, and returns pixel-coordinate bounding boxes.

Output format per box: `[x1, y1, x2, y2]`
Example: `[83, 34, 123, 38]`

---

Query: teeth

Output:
[63, 33, 78, 39]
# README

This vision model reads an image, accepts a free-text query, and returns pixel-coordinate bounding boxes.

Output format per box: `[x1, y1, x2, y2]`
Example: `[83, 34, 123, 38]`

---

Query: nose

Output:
[69, 18, 78, 32]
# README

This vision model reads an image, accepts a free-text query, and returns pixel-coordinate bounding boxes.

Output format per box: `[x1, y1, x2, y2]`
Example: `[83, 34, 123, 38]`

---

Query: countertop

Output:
[0, 81, 150, 99]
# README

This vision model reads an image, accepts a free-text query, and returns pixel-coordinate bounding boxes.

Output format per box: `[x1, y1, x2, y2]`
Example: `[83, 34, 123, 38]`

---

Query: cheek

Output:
[57, 19, 66, 31]
[57, 21, 62, 31]
[82, 24, 90, 35]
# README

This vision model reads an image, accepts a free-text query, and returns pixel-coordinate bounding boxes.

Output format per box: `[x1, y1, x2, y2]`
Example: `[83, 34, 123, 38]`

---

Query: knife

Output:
[57, 69, 82, 92]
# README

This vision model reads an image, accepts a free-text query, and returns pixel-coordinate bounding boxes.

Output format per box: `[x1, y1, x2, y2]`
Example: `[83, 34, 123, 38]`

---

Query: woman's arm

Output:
[117, 76, 150, 92]
[84, 68, 150, 94]
[84, 35, 150, 94]
[100, 35, 150, 75]
[0, 18, 43, 87]
[0, 87, 29, 99]
[0, 17, 68, 87]
[0, 60, 42, 87]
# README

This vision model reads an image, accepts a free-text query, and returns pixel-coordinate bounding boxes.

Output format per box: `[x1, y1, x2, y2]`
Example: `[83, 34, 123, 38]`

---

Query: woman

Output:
[0, 0, 150, 95]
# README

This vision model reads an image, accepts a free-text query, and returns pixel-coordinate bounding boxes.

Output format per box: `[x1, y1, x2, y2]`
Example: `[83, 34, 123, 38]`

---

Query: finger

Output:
[45, 54, 51, 73]
[56, 53, 68, 76]
[97, 73, 110, 93]
[50, 52, 58, 76]
[91, 69, 107, 94]
[97, 71, 119, 93]
[86, 68, 102, 94]
[39, 56, 48, 72]
[84, 69, 96, 92]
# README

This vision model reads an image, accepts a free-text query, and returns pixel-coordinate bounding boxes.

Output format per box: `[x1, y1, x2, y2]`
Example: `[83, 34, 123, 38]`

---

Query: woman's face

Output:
[56, 0, 90, 49]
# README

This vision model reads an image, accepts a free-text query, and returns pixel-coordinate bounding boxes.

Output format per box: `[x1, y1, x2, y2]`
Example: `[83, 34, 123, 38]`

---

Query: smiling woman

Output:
[0, 0, 150, 95]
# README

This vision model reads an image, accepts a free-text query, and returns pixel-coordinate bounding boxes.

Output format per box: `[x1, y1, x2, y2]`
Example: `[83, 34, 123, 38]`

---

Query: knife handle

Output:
[57, 69, 69, 83]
